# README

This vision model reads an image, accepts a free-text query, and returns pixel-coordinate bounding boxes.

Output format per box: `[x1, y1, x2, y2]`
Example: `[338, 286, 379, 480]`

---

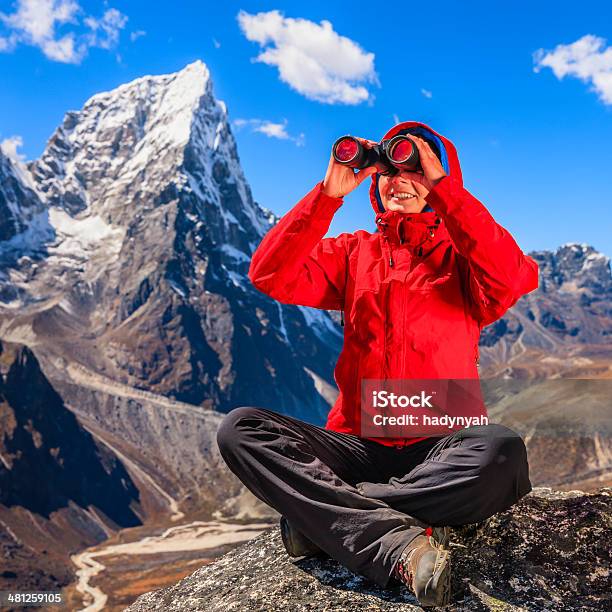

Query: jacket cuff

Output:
[424, 175, 464, 215]
[313, 181, 345, 211]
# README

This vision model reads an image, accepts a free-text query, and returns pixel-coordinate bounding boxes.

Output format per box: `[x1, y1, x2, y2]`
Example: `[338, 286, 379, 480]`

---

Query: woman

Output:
[217, 121, 538, 607]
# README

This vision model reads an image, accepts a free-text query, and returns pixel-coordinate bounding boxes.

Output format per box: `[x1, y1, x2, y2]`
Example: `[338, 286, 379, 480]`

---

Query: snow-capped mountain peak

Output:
[29, 61, 223, 218]
[85, 60, 212, 144]
[0, 60, 273, 294]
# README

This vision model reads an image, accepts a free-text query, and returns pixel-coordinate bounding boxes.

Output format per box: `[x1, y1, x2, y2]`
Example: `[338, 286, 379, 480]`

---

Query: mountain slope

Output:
[480, 243, 612, 377]
[0, 60, 342, 596]
[0, 60, 342, 423]
[474, 243, 612, 492]
[0, 340, 142, 593]
[0, 150, 46, 243]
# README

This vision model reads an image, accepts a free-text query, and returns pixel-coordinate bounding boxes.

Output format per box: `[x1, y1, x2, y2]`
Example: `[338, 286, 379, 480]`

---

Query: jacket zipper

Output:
[379, 216, 442, 449]
[377, 219, 394, 267]
[385, 234, 394, 267]
[340, 244, 351, 328]
[382, 282, 389, 378]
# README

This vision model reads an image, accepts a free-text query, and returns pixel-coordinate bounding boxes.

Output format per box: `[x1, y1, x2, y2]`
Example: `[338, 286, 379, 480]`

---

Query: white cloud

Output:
[255, 121, 290, 139]
[0, 32, 19, 52]
[0, 0, 127, 64]
[1, 135, 26, 162]
[75, 7, 128, 53]
[130, 29, 146, 42]
[421, 88, 432, 99]
[237, 9, 377, 105]
[534, 34, 612, 105]
[392, 113, 400, 125]
[212, 37, 220, 49]
[233, 118, 305, 146]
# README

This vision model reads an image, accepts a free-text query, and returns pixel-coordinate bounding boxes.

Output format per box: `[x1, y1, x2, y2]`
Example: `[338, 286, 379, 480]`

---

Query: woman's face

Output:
[378, 170, 431, 213]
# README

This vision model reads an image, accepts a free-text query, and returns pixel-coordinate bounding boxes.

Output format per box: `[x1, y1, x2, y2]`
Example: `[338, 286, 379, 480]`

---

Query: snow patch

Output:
[168, 279, 187, 298]
[583, 252, 609, 270]
[276, 302, 289, 342]
[0, 210, 54, 258]
[220, 244, 250, 263]
[48, 209, 123, 257]
[298, 305, 343, 341]
[226, 268, 248, 289]
[561, 242, 590, 251]
[220, 207, 239, 226]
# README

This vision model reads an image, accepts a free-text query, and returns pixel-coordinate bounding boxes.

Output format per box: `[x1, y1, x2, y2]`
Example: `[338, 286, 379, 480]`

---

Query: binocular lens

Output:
[332, 133, 421, 175]
[388, 138, 414, 163]
[334, 137, 360, 162]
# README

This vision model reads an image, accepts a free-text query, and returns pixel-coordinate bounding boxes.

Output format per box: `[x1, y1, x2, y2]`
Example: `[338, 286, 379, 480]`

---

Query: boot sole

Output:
[419, 548, 451, 608]
[279, 517, 321, 558]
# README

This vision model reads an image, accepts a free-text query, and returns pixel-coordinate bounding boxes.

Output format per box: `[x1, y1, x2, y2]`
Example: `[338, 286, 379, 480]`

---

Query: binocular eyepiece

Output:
[332, 135, 421, 175]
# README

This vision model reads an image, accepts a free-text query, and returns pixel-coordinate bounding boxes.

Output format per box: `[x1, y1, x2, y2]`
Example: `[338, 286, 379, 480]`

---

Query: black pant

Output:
[217, 407, 531, 587]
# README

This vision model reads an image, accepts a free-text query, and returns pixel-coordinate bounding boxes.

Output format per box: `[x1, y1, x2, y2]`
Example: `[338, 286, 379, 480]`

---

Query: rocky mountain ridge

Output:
[127, 487, 612, 612]
[0, 149, 46, 243]
[479, 242, 612, 376]
[0, 60, 341, 422]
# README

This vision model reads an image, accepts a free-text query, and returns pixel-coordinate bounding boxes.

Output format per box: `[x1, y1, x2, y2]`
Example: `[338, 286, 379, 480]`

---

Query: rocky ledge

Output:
[127, 487, 611, 611]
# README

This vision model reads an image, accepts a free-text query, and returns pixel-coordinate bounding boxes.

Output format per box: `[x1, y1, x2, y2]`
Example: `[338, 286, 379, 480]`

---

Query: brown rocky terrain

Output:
[0, 341, 141, 597]
[127, 487, 612, 612]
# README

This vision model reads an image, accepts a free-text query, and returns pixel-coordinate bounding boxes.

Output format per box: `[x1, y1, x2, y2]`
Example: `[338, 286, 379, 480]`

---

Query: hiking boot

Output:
[430, 525, 451, 549]
[279, 517, 322, 558]
[394, 531, 452, 608]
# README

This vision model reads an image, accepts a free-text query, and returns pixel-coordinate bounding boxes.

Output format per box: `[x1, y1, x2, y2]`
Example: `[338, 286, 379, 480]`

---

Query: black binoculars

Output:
[332, 135, 421, 175]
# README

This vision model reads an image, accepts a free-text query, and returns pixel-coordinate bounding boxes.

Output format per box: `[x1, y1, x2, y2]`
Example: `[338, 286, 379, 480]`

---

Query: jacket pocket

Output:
[403, 269, 454, 292]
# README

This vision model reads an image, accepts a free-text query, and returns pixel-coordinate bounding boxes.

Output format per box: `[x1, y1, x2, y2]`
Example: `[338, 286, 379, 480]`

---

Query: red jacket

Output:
[248, 121, 539, 447]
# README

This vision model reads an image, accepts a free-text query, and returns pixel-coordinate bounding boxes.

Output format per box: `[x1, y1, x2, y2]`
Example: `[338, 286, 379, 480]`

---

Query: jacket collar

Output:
[375, 209, 446, 248]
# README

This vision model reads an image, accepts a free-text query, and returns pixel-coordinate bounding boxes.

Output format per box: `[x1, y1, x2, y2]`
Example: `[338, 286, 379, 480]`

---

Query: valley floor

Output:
[61, 519, 273, 612]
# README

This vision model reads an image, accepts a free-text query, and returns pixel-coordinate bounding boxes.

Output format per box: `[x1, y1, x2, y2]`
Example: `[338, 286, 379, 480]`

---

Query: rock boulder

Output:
[127, 487, 611, 611]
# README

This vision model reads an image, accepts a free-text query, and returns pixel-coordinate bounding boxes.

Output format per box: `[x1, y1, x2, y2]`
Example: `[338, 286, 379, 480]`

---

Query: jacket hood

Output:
[369, 121, 463, 216]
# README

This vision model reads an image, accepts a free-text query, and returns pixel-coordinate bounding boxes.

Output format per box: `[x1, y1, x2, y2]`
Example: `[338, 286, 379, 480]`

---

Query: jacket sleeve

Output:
[425, 176, 539, 326]
[248, 182, 351, 310]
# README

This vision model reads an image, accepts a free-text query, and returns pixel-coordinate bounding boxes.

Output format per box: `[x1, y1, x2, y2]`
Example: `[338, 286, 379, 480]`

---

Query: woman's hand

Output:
[322, 137, 378, 199]
[405, 135, 448, 190]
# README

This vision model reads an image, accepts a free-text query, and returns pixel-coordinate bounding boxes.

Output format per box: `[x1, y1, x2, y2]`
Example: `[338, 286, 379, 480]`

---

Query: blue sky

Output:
[1, 0, 611, 257]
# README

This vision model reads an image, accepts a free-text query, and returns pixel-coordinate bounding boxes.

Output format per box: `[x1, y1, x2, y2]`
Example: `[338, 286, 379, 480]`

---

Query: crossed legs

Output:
[217, 407, 531, 587]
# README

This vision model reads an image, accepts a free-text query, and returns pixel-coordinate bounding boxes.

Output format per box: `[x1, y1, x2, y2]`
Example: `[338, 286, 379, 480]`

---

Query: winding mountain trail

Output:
[66, 363, 213, 419]
[63, 362, 224, 522]
[71, 520, 271, 612]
